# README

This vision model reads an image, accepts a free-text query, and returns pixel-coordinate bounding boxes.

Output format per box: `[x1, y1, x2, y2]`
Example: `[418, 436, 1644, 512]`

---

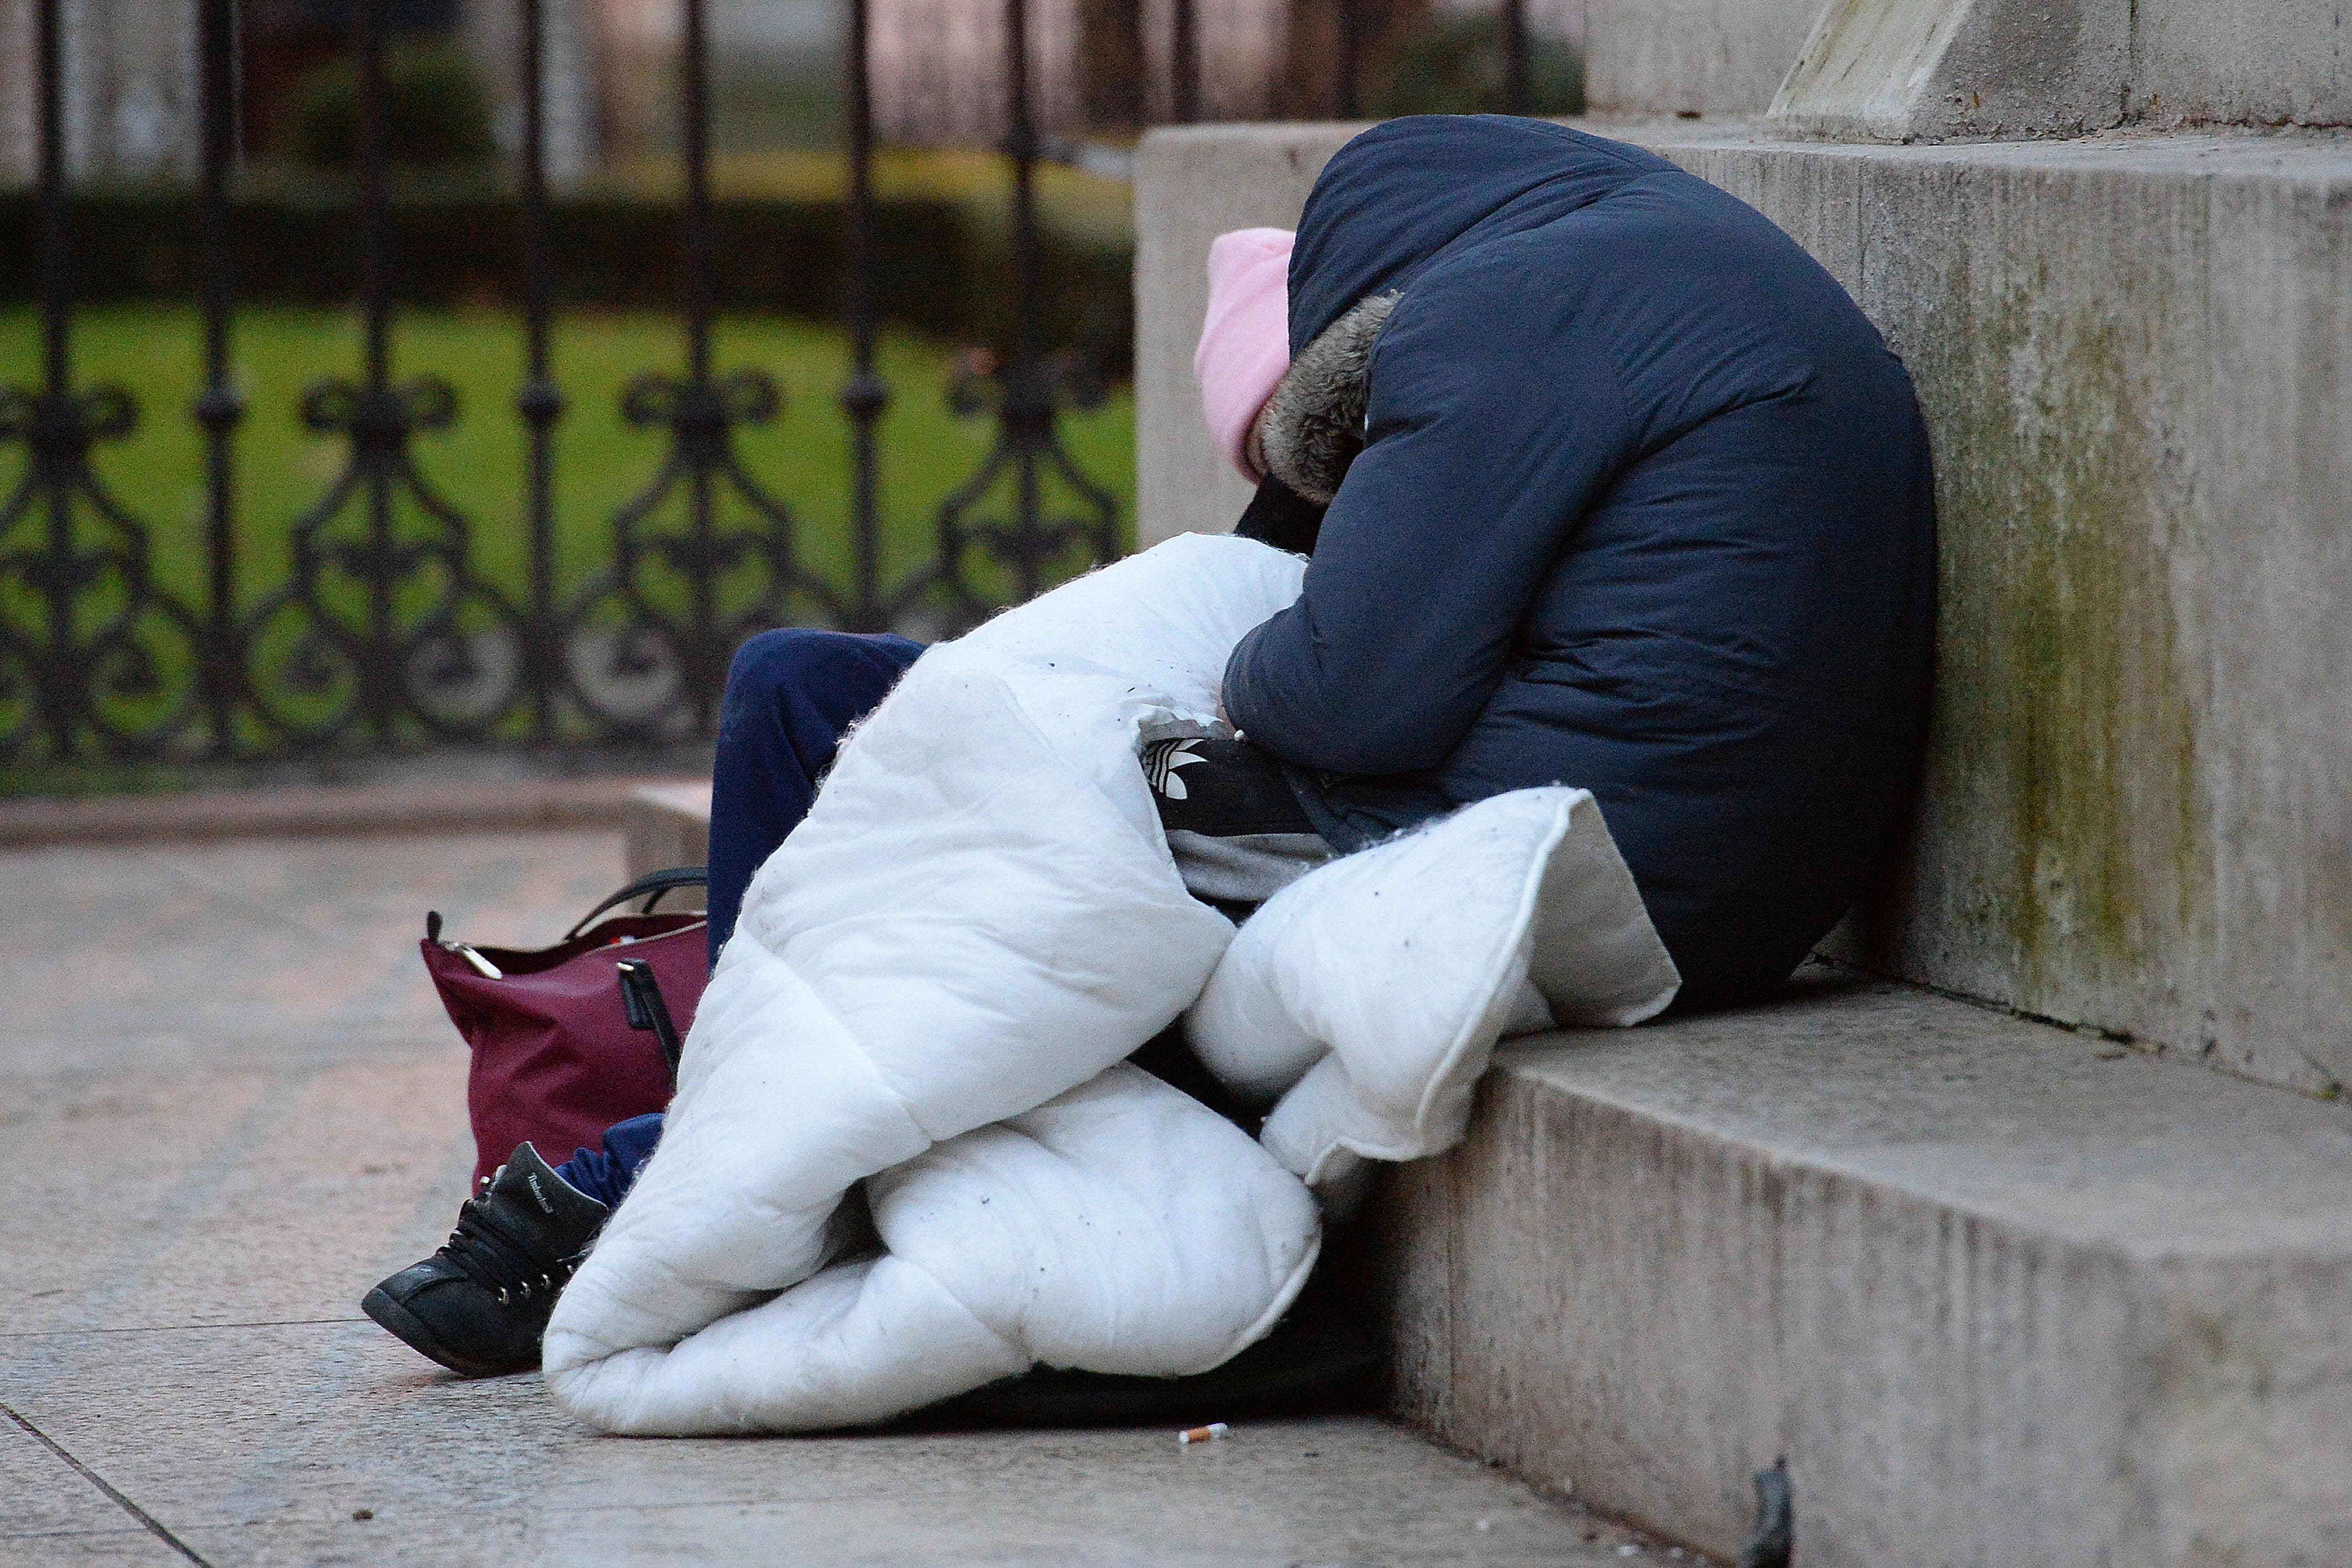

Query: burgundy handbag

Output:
[422, 867, 709, 1187]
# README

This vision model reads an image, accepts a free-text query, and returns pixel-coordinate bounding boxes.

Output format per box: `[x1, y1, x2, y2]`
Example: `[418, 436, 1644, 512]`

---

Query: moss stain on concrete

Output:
[1918, 243, 2211, 1014]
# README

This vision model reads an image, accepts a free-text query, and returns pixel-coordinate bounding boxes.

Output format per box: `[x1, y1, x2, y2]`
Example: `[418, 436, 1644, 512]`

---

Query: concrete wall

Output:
[2130, 0, 2352, 128]
[1133, 124, 1364, 549]
[1132, 121, 2352, 1099]
[1772, 0, 2352, 142]
[1583, 0, 1825, 117]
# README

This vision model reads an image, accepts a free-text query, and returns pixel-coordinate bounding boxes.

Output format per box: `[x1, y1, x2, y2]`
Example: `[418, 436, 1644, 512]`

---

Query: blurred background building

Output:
[0, 0, 1585, 186]
[0, 0, 600, 181]
[1, 0, 202, 182]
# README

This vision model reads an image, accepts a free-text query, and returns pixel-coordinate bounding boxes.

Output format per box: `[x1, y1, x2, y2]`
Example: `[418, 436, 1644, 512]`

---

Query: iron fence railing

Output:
[2, 0, 1539, 764]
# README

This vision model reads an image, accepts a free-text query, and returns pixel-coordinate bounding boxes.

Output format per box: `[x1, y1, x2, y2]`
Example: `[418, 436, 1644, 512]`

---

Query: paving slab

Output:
[4, 833, 624, 1081]
[0, 831, 1678, 1568]
[0, 1531, 190, 1568]
[2, 1056, 472, 1337]
[5, 1323, 1656, 1567]
[0, 1413, 152, 1541]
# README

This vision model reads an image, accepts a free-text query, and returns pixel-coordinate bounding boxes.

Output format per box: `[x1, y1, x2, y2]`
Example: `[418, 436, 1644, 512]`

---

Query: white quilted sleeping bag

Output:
[543, 534, 1318, 1434]
[542, 532, 1678, 1436]
[1187, 786, 1680, 1215]
[550, 1063, 1319, 1435]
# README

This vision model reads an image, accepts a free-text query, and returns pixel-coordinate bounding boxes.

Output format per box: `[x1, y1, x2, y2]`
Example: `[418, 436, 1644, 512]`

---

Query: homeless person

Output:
[364, 115, 1935, 1404]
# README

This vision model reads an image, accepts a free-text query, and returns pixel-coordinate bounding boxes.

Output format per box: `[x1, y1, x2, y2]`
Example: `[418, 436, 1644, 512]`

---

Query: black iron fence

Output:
[2, 0, 1548, 765]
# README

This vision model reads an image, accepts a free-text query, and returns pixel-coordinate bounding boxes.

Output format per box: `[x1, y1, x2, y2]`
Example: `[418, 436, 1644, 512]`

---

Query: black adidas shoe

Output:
[361, 1143, 609, 1378]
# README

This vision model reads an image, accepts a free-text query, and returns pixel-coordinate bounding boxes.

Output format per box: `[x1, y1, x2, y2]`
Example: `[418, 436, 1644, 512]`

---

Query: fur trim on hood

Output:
[1259, 292, 1398, 505]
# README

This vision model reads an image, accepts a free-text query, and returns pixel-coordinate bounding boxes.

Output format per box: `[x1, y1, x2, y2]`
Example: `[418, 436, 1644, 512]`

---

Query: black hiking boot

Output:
[361, 1143, 609, 1378]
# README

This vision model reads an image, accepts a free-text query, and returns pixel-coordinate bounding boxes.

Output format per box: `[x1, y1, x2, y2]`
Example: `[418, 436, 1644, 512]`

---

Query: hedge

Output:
[0, 190, 1135, 376]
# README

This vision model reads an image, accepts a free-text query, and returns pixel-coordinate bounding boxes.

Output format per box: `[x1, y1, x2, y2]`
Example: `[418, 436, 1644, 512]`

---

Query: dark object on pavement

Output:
[904, 1262, 1382, 1431]
[1737, 1456, 1794, 1568]
[424, 866, 707, 1187]
[361, 1143, 610, 1378]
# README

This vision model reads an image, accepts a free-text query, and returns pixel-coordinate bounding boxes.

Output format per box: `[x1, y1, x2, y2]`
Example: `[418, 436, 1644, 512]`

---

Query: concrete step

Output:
[0, 775, 669, 848]
[622, 779, 713, 907]
[1376, 971, 2352, 1566]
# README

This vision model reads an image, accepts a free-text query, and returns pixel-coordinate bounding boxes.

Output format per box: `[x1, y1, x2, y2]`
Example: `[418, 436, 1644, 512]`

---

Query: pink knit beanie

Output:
[1194, 227, 1295, 483]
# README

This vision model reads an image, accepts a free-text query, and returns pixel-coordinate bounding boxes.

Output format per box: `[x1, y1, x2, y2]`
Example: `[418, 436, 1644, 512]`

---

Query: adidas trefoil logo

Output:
[1145, 738, 1209, 800]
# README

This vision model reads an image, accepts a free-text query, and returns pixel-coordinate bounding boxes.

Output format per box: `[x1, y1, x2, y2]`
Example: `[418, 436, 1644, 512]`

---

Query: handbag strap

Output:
[616, 958, 686, 1081]
[563, 865, 709, 941]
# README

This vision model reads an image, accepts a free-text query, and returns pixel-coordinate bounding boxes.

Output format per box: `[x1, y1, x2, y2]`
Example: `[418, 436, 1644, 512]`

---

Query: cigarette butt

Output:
[1177, 1423, 1229, 1445]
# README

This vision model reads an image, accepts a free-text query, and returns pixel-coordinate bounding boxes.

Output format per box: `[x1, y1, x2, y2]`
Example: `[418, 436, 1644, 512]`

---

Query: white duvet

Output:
[543, 535, 1678, 1435]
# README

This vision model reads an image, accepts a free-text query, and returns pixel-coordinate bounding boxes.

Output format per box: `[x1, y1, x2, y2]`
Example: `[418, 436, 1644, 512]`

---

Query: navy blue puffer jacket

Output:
[1222, 117, 1937, 1008]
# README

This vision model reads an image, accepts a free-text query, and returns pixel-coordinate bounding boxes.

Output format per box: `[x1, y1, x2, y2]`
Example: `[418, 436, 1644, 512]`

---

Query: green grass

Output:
[0, 303, 1132, 774]
[0, 301, 1133, 626]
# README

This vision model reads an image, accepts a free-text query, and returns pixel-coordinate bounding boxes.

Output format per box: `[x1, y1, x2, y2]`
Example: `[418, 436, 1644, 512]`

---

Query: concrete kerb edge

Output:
[0, 777, 694, 849]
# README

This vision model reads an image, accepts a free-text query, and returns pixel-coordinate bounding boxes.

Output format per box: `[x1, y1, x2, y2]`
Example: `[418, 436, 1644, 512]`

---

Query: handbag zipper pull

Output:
[426, 908, 503, 979]
[451, 944, 504, 980]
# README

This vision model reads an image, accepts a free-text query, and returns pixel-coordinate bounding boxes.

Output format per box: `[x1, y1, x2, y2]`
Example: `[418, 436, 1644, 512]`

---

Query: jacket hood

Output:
[1258, 291, 1396, 504]
[1286, 116, 1674, 353]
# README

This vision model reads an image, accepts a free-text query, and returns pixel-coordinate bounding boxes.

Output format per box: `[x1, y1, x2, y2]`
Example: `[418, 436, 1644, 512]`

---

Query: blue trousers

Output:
[556, 628, 924, 1209]
[705, 627, 928, 965]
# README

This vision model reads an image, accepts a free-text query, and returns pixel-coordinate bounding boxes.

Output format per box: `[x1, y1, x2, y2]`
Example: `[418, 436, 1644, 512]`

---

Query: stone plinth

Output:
[1584, 0, 1825, 118]
[623, 781, 712, 890]
[1770, 0, 2352, 143]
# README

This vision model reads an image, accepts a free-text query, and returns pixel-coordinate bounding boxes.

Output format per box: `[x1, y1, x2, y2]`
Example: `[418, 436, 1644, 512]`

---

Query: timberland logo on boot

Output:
[527, 1174, 555, 1215]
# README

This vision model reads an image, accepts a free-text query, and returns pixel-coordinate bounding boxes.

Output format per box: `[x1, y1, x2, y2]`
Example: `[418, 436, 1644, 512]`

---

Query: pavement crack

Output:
[3, 1400, 216, 1567]
[0, 1315, 369, 1340]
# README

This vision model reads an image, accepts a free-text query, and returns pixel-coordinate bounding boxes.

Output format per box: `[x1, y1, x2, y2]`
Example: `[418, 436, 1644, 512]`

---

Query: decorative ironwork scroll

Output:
[566, 367, 842, 734]
[882, 0, 1121, 634]
[7, 0, 1201, 767]
[886, 347, 1117, 633]
[0, 0, 202, 763]
[240, 0, 523, 749]
[565, 0, 844, 735]
[241, 376, 524, 746]
[0, 387, 205, 759]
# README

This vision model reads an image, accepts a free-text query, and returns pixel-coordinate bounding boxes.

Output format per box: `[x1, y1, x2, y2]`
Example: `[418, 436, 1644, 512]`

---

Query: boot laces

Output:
[438, 1176, 579, 1308]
